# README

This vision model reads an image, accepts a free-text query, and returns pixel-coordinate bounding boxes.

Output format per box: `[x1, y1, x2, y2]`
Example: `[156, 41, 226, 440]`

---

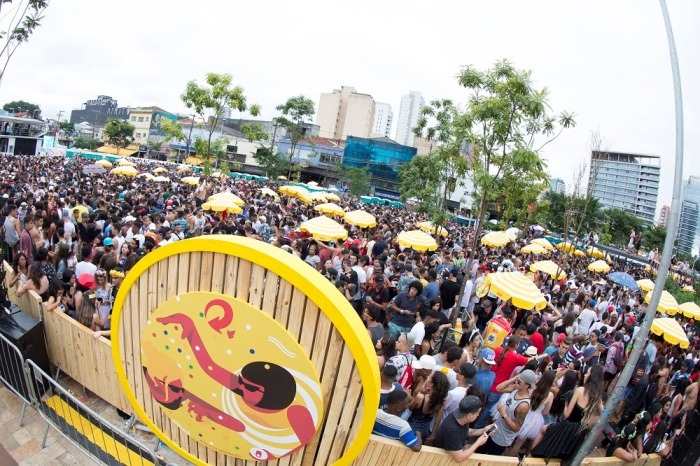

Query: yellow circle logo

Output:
[141, 292, 323, 461]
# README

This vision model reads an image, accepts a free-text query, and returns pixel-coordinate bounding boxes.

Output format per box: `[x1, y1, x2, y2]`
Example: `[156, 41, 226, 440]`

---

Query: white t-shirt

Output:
[577, 308, 598, 335]
[409, 322, 426, 347]
[74, 261, 97, 278]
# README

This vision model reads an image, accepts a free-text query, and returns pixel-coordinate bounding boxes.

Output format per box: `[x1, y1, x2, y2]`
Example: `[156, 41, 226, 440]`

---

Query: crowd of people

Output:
[0, 153, 698, 463]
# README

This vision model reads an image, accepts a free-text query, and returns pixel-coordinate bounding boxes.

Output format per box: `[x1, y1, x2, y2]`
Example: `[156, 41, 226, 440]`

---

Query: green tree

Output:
[161, 118, 188, 161]
[275, 95, 315, 179]
[3, 99, 40, 116]
[0, 0, 48, 85]
[103, 118, 135, 155]
[252, 147, 287, 179]
[346, 166, 371, 197]
[539, 191, 602, 236]
[602, 208, 644, 248]
[181, 72, 260, 174]
[409, 99, 472, 228]
[73, 137, 97, 151]
[58, 121, 75, 137]
[643, 225, 666, 252]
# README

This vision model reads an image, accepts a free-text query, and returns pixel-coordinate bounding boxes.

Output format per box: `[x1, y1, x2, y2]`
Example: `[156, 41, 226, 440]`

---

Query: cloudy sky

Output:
[1, 0, 698, 215]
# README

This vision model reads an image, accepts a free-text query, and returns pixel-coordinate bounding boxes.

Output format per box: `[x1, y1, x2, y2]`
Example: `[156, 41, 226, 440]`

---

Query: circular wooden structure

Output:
[112, 236, 379, 466]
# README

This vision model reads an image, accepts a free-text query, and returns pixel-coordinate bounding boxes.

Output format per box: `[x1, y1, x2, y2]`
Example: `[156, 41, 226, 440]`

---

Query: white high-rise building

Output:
[394, 91, 424, 147]
[316, 86, 375, 140]
[372, 103, 393, 138]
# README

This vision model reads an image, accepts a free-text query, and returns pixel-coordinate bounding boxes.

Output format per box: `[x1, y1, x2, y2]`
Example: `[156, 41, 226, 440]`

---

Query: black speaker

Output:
[0, 311, 50, 401]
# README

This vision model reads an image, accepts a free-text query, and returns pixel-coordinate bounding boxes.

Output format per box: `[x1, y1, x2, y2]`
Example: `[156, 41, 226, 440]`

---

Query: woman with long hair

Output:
[459, 328, 482, 364]
[531, 365, 604, 461]
[93, 268, 112, 330]
[606, 423, 639, 462]
[53, 242, 71, 280]
[9, 251, 29, 288]
[17, 262, 50, 300]
[506, 369, 556, 456]
[407, 371, 449, 439]
[75, 291, 99, 330]
[376, 335, 396, 371]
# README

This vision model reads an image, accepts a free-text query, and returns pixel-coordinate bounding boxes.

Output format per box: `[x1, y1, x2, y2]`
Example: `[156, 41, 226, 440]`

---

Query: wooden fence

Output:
[3, 260, 132, 414]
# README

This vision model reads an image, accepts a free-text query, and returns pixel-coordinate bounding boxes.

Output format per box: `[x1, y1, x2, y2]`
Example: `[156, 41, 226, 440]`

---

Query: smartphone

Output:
[486, 426, 496, 435]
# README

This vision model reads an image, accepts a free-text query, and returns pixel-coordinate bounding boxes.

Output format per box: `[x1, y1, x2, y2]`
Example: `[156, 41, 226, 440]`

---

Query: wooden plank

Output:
[259, 271, 279, 319]
[210, 252, 227, 294]
[327, 355, 363, 463]
[274, 278, 293, 329]
[235, 259, 251, 302]
[247, 264, 266, 310]
[199, 251, 214, 292]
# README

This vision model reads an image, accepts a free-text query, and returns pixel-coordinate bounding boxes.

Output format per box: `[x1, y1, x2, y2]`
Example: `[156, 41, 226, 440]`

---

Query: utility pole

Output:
[570, 1, 685, 462]
[56, 110, 64, 122]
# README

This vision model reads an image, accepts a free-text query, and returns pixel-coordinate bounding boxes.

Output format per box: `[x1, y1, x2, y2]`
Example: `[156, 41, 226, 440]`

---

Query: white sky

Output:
[1, 0, 698, 216]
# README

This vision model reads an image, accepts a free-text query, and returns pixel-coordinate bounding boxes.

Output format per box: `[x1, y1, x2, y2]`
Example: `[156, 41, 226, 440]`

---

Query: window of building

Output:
[145, 117, 150, 121]
[138, 117, 144, 122]
[131, 116, 137, 121]
[319, 152, 340, 165]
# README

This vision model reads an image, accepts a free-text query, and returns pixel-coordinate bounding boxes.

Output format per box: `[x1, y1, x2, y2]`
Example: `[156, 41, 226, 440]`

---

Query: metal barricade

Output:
[0, 329, 33, 426]
[24, 359, 160, 466]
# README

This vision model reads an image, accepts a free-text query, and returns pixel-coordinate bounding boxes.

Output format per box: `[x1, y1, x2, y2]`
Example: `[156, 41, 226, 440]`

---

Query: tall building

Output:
[550, 178, 566, 194]
[315, 86, 375, 140]
[70, 95, 130, 127]
[394, 91, 424, 147]
[677, 177, 700, 255]
[589, 151, 660, 224]
[658, 205, 671, 227]
[127, 106, 177, 145]
[372, 103, 393, 138]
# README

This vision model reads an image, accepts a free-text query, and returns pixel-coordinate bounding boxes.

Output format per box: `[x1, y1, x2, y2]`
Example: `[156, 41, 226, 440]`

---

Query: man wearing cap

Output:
[373, 390, 422, 452]
[431, 396, 492, 461]
[473, 298, 494, 333]
[435, 362, 478, 432]
[475, 348, 497, 394]
[477, 369, 534, 455]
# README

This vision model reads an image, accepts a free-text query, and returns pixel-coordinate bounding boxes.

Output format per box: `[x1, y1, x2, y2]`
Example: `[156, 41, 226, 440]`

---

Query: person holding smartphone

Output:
[431, 395, 495, 462]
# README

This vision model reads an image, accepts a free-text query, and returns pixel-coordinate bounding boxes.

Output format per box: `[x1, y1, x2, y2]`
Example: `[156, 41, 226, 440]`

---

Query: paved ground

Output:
[0, 374, 192, 466]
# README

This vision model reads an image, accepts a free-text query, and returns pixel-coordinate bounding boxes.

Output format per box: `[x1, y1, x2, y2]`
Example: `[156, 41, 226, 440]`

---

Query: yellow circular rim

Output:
[111, 236, 379, 466]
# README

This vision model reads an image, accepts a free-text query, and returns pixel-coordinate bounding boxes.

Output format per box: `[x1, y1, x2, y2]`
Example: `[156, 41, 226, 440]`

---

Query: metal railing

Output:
[25, 359, 160, 466]
[0, 329, 33, 426]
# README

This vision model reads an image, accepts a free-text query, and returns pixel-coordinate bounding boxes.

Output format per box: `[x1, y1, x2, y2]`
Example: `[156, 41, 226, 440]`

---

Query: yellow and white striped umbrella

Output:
[314, 202, 345, 217]
[180, 176, 200, 186]
[482, 272, 547, 311]
[210, 171, 225, 178]
[586, 247, 606, 259]
[323, 192, 341, 202]
[201, 200, 243, 214]
[299, 216, 348, 242]
[117, 158, 136, 166]
[260, 187, 280, 201]
[111, 166, 139, 176]
[344, 210, 377, 228]
[417, 221, 449, 237]
[650, 317, 689, 348]
[153, 167, 168, 174]
[481, 231, 514, 248]
[397, 230, 438, 252]
[138, 173, 155, 181]
[636, 279, 656, 293]
[531, 238, 555, 251]
[644, 290, 679, 315]
[279, 185, 305, 196]
[208, 191, 245, 206]
[530, 260, 567, 280]
[588, 260, 611, 273]
[296, 190, 327, 205]
[177, 164, 191, 173]
[679, 302, 700, 319]
[153, 175, 170, 183]
[521, 243, 549, 255]
[95, 159, 112, 168]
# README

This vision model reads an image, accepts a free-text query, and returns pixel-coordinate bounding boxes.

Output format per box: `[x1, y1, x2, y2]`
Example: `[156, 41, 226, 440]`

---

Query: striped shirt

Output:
[373, 409, 418, 448]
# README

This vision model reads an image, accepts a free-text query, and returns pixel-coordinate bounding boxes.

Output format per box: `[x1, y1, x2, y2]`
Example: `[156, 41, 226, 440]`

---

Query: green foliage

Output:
[275, 95, 315, 179]
[664, 275, 700, 307]
[346, 166, 371, 197]
[3, 99, 40, 115]
[147, 140, 162, 152]
[240, 122, 268, 143]
[103, 118, 135, 153]
[0, 1, 48, 82]
[181, 73, 259, 174]
[643, 226, 667, 252]
[73, 137, 97, 151]
[58, 121, 75, 137]
[161, 119, 187, 144]
[540, 191, 602, 235]
[398, 152, 444, 215]
[602, 208, 644, 248]
[252, 147, 287, 179]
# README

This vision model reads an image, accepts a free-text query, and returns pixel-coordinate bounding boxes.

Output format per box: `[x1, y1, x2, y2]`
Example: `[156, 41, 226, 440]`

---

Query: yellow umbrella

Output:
[95, 159, 112, 168]
[210, 171, 225, 178]
[650, 317, 689, 348]
[177, 164, 191, 172]
[417, 221, 449, 237]
[481, 231, 514, 248]
[184, 156, 202, 166]
[277, 175, 288, 181]
[153, 175, 170, 183]
[314, 203, 345, 217]
[531, 238, 554, 251]
[644, 290, 679, 315]
[111, 166, 139, 177]
[586, 247, 606, 259]
[279, 185, 306, 196]
[181, 176, 200, 186]
[588, 260, 611, 273]
[323, 192, 341, 202]
[397, 230, 438, 252]
[153, 167, 168, 174]
[260, 187, 280, 201]
[201, 199, 243, 214]
[482, 272, 547, 311]
[344, 210, 377, 228]
[138, 173, 155, 181]
[636, 279, 656, 293]
[682, 285, 694, 293]
[208, 191, 245, 206]
[679, 302, 700, 319]
[299, 216, 348, 242]
[521, 243, 548, 255]
[530, 260, 567, 280]
[117, 158, 135, 166]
